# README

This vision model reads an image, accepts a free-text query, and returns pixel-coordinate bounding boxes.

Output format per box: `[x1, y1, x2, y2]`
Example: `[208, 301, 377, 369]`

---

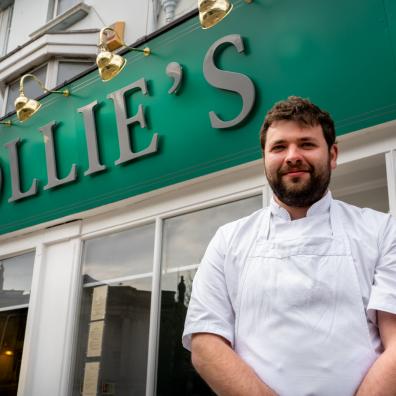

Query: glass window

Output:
[330, 153, 389, 213]
[157, 195, 262, 395]
[73, 223, 155, 396]
[5, 65, 47, 115]
[0, 251, 35, 396]
[57, 0, 79, 15]
[55, 0, 80, 16]
[0, 3, 13, 56]
[57, 60, 93, 85]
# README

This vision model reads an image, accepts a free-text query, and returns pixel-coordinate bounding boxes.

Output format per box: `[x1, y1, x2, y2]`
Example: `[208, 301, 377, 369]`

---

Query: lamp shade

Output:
[96, 51, 127, 82]
[15, 94, 42, 122]
[198, 0, 233, 29]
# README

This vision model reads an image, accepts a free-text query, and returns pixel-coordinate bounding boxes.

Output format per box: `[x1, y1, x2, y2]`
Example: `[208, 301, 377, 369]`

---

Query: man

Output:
[182, 97, 396, 396]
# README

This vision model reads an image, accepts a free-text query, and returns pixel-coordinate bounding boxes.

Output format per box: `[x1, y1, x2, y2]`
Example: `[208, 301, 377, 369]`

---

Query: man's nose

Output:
[285, 146, 303, 165]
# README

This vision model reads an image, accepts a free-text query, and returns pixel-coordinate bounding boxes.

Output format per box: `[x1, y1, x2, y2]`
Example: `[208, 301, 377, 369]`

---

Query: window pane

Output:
[57, 0, 79, 15]
[330, 153, 389, 213]
[0, 5, 13, 56]
[0, 251, 34, 396]
[82, 223, 155, 283]
[0, 252, 35, 309]
[73, 223, 155, 396]
[162, 195, 262, 270]
[5, 66, 47, 115]
[157, 195, 262, 395]
[0, 308, 28, 396]
[57, 61, 93, 85]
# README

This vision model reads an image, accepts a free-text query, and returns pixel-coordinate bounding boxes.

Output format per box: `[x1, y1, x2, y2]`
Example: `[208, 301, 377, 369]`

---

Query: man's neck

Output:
[273, 195, 318, 220]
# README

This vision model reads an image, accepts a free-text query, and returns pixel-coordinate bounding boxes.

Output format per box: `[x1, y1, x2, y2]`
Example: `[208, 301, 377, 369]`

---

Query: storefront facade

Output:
[1, 0, 396, 395]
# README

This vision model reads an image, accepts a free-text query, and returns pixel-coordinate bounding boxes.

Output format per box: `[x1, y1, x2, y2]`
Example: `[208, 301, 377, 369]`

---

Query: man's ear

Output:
[330, 144, 338, 170]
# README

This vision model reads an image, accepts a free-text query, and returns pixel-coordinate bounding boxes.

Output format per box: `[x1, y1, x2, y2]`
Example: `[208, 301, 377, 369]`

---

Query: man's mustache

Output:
[278, 164, 313, 176]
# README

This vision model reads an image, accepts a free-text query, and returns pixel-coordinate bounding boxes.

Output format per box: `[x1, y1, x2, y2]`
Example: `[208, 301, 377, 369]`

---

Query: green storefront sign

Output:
[0, 0, 396, 235]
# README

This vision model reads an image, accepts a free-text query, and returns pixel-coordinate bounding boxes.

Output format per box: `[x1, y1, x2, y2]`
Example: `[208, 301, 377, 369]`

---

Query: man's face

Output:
[264, 120, 338, 207]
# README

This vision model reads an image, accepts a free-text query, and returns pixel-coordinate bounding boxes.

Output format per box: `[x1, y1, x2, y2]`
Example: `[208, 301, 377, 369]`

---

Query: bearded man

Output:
[182, 97, 396, 396]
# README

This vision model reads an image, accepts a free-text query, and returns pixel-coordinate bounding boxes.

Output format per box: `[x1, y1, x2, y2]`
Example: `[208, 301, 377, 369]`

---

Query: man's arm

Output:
[191, 333, 277, 396]
[355, 311, 396, 396]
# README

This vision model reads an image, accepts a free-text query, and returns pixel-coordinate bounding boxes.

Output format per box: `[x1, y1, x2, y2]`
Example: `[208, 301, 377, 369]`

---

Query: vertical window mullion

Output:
[46, 59, 59, 90]
[53, 0, 59, 18]
[146, 216, 163, 396]
[1, 84, 9, 116]
[385, 150, 396, 216]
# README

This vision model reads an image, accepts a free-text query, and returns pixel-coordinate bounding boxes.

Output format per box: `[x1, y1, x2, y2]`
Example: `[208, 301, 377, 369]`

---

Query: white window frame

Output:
[48, 0, 82, 20]
[52, 57, 94, 87]
[0, 2, 13, 56]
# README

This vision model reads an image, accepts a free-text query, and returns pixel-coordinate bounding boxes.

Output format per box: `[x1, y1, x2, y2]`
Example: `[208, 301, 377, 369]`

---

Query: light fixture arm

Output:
[19, 73, 70, 97]
[99, 27, 151, 56]
[0, 120, 11, 126]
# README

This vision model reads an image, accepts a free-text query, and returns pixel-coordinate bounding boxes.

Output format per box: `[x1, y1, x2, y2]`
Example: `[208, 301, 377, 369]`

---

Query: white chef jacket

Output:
[182, 192, 396, 355]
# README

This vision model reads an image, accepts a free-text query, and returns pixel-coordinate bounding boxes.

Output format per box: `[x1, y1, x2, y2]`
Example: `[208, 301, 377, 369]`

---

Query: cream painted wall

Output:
[7, 0, 49, 51]
[5, 0, 197, 56]
[72, 1, 152, 45]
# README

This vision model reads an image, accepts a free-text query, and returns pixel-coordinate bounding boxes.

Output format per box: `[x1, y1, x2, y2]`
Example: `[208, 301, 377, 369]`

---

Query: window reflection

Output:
[158, 196, 262, 395]
[74, 280, 151, 396]
[82, 223, 155, 283]
[330, 154, 389, 213]
[73, 223, 155, 396]
[157, 270, 215, 395]
[0, 251, 35, 396]
[0, 308, 28, 396]
[162, 195, 263, 271]
[0, 253, 34, 309]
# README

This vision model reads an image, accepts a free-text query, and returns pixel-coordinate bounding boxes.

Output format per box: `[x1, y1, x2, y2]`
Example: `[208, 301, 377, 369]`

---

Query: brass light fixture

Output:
[97, 27, 151, 82]
[0, 120, 12, 126]
[15, 74, 70, 122]
[198, 0, 252, 29]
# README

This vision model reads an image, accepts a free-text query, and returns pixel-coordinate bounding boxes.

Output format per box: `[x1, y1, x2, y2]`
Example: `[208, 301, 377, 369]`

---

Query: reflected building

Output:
[157, 276, 215, 396]
[0, 264, 28, 396]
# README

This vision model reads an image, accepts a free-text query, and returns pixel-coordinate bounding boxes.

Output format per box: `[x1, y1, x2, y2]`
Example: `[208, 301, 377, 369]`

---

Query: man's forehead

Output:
[266, 120, 323, 141]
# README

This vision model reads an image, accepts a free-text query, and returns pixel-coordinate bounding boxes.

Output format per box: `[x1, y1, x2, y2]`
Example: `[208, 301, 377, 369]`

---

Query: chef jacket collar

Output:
[270, 190, 332, 221]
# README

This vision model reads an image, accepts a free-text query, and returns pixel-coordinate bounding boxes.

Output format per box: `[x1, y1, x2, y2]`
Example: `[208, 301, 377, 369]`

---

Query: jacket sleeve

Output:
[182, 226, 235, 351]
[367, 214, 396, 318]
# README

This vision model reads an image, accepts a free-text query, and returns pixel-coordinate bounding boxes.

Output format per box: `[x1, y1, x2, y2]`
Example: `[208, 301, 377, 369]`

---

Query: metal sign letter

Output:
[203, 34, 255, 129]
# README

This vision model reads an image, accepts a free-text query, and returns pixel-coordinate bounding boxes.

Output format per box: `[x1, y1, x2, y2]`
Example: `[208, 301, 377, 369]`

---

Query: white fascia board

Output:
[0, 31, 98, 83]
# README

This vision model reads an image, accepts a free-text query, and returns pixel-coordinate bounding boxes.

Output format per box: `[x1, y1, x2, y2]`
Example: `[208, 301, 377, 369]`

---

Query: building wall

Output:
[0, 0, 196, 116]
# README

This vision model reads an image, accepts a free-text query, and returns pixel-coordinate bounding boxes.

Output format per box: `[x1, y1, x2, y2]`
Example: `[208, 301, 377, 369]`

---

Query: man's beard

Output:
[266, 159, 331, 208]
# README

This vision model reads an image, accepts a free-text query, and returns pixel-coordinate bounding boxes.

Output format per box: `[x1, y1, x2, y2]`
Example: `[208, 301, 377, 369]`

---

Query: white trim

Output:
[0, 303, 28, 312]
[83, 271, 154, 288]
[165, 263, 199, 274]
[17, 243, 44, 396]
[46, 58, 58, 89]
[146, 217, 163, 396]
[58, 237, 83, 396]
[0, 220, 81, 257]
[386, 150, 396, 216]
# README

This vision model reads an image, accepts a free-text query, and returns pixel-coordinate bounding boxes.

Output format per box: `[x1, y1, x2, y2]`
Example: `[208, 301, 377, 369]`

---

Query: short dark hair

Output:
[260, 96, 336, 151]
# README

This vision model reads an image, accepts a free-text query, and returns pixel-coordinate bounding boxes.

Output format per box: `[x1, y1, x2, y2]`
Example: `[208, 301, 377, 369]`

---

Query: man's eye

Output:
[271, 145, 285, 151]
[301, 142, 315, 148]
